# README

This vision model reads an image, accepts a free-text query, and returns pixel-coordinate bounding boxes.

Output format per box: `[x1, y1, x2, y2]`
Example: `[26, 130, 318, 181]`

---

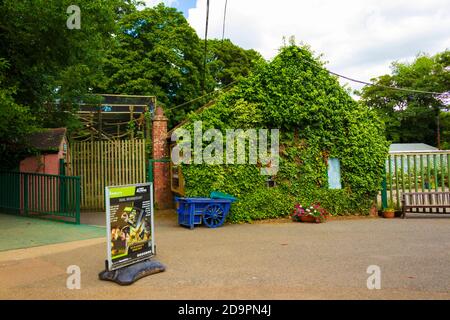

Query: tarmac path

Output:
[1, 212, 450, 299]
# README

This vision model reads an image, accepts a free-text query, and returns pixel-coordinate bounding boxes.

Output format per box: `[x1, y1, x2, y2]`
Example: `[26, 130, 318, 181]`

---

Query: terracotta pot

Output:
[383, 210, 395, 219]
[300, 215, 319, 223]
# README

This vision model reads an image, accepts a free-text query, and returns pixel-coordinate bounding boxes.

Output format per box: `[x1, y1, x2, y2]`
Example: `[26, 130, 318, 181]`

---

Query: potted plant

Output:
[292, 203, 328, 223]
[382, 204, 395, 219]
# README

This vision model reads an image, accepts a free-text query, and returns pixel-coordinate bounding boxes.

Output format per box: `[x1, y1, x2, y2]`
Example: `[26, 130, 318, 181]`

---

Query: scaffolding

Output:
[73, 94, 156, 142]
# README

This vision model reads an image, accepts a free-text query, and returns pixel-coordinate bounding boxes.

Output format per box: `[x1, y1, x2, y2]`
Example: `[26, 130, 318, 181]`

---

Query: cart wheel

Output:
[203, 204, 226, 228]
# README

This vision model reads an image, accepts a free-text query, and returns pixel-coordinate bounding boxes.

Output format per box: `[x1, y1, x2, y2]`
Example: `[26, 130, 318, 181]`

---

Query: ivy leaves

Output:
[182, 45, 389, 221]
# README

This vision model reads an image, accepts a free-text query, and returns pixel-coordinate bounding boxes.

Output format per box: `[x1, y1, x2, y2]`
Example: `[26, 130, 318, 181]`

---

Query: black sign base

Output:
[99, 259, 166, 286]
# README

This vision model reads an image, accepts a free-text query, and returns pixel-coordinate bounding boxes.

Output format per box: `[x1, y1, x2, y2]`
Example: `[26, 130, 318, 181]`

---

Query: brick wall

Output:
[152, 106, 173, 209]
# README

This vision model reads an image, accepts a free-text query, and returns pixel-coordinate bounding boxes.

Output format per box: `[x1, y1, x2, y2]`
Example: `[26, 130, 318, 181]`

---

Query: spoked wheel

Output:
[203, 204, 226, 228]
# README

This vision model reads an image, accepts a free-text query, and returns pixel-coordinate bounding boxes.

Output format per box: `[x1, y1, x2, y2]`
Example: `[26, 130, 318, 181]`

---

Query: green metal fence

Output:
[380, 151, 450, 210]
[0, 171, 81, 224]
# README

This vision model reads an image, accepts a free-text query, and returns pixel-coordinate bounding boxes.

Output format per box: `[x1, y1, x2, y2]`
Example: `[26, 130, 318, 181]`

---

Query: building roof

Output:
[26, 128, 67, 153]
[389, 143, 438, 153]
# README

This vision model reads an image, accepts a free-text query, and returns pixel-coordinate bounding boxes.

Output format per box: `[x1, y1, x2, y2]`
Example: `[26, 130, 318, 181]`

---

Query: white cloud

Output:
[187, 0, 450, 91]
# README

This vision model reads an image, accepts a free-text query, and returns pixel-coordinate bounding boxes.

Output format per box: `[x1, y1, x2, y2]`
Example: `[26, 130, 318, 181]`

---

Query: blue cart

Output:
[175, 197, 235, 229]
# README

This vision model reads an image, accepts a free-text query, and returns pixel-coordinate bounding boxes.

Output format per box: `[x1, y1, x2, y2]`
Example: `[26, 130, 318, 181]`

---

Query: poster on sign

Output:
[105, 183, 154, 271]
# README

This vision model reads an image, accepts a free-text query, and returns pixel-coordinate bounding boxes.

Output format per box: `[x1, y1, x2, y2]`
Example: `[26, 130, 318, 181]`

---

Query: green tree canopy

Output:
[99, 4, 205, 125]
[0, 59, 37, 169]
[100, 4, 265, 126]
[0, 0, 135, 125]
[206, 39, 265, 89]
[0, 1, 265, 168]
[359, 50, 450, 147]
[0, 0, 137, 168]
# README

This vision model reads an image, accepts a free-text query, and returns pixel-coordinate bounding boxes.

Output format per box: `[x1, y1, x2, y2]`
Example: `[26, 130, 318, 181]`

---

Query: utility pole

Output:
[202, 0, 210, 94]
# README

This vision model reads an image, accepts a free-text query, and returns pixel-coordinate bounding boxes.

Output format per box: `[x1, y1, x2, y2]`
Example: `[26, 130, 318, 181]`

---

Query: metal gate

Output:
[0, 171, 81, 224]
[380, 151, 450, 209]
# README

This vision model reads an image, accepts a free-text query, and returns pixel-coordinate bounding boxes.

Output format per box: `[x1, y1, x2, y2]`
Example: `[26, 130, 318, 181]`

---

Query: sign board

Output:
[105, 183, 154, 270]
[327, 158, 342, 189]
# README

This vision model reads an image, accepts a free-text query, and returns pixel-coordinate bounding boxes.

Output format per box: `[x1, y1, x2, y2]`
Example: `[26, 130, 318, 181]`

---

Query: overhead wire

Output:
[168, 58, 445, 114]
[298, 55, 444, 95]
[167, 80, 237, 111]
[176, 0, 445, 113]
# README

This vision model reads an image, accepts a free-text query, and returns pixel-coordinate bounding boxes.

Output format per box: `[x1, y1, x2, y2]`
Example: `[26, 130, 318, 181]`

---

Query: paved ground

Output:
[0, 214, 105, 251]
[0, 211, 450, 299]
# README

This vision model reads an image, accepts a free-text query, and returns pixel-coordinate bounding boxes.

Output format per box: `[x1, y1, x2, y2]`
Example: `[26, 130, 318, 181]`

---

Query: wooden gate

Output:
[70, 139, 147, 210]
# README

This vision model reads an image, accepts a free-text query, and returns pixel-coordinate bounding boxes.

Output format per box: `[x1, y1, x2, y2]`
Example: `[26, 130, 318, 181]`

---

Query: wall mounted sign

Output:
[328, 158, 342, 189]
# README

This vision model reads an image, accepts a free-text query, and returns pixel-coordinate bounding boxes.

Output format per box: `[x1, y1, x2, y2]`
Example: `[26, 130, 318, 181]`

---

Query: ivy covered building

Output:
[166, 45, 389, 222]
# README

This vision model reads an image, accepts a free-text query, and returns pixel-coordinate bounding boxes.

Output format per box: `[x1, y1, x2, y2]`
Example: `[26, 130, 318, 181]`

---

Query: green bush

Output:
[178, 45, 389, 222]
[230, 187, 294, 223]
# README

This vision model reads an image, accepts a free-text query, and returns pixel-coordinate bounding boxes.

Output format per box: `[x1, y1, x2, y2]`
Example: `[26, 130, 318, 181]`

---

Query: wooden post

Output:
[98, 108, 103, 140]
[89, 113, 94, 141]
[145, 105, 152, 160]
[129, 105, 134, 140]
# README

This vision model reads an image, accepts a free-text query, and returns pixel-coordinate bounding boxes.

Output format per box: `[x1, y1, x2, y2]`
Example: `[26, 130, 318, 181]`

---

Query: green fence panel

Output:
[448, 154, 450, 191]
[381, 169, 388, 209]
[395, 155, 400, 207]
[0, 172, 20, 214]
[0, 171, 81, 224]
[388, 155, 393, 206]
[433, 154, 437, 191]
[414, 155, 418, 192]
[441, 154, 445, 190]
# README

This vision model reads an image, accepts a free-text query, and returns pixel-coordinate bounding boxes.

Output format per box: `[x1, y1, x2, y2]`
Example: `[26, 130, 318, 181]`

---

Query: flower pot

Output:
[383, 210, 395, 219]
[300, 215, 319, 223]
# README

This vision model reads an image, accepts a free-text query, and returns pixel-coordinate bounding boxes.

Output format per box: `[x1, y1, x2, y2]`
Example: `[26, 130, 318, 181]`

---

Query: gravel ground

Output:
[0, 211, 449, 300]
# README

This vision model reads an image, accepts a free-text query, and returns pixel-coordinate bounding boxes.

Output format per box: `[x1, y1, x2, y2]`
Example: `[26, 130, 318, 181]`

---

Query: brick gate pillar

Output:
[152, 106, 172, 209]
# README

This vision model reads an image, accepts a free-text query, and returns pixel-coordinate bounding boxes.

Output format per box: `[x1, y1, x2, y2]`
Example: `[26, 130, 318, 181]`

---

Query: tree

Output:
[0, 59, 37, 169]
[101, 4, 266, 126]
[359, 50, 450, 147]
[100, 4, 206, 125]
[206, 39, 264, 89]
[0, 0, 135, 127]
[0, 0, 138, 167]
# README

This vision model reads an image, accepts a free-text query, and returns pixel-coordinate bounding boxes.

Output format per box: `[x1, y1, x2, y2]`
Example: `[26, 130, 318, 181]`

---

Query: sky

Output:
[143, 0, 450, 92]
[144, 0, 196, 16]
